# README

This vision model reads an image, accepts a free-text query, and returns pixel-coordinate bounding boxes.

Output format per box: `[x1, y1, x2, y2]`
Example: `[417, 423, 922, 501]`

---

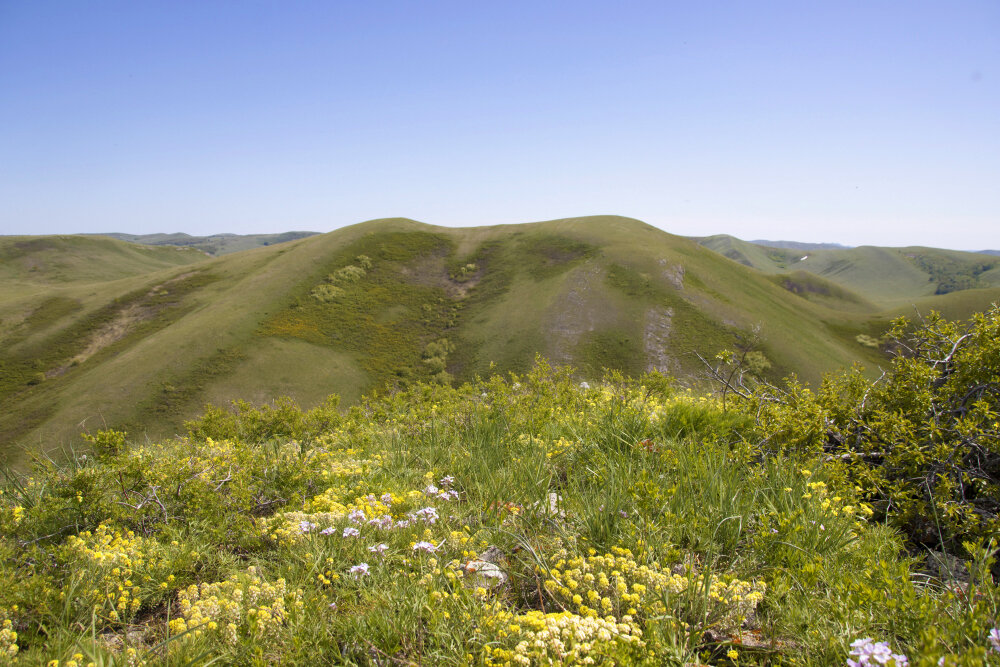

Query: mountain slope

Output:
[0, 217, 958, 465]
[695, 234, 1000, 308]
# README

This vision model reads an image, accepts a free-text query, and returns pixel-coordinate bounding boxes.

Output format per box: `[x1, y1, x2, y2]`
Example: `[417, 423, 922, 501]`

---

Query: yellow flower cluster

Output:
[168, 567, 302, 644]
[0, 500, 25, 532]
[541, 547, 764, 631]
[59, 524, 170, 623]
[1, 617, 17, 659]
[497, 611, 642, 666]
[305, 485, 352, 513]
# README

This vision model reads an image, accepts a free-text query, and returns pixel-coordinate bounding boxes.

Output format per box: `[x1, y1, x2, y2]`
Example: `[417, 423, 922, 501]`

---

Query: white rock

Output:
[464, 560, 508, 589]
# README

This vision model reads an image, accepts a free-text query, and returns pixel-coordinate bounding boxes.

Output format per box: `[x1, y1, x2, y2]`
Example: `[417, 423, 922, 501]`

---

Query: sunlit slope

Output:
[1, 217, 898, 464]
[0, 235, 208, 286]
[697, 234, 1000, 308]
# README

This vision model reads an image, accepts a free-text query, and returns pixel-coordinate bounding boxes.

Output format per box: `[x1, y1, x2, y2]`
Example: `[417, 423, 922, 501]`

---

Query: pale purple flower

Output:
[381, 493, 393, 504]
[412, 541, 438, 553]
[299, 520, 317, 533]
[439, 476, 455, 487]
[343, 526, 361, 538]
[369, 514, 394, 529]
[395, 519, 412, 529]
[437, 489, 459, 501]
[348, 563, 370, 577]
[423, 484, 439, 496]
[320, 527, 336, 536]
[348, 509, 366, 523]
[847, 638, 908, 667]
[990, 628, 1000, 652]
[369, 543, 389, 554]
[410, 507, 439, 524]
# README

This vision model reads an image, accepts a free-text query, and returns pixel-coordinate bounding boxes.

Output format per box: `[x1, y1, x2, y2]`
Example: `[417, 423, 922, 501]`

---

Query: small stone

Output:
[463, 560, 508, 589]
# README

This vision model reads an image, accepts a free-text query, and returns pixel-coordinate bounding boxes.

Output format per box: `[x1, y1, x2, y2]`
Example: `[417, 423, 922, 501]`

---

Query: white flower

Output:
[343, 527, 361, 538]
[423, 484, 439, 496]
[412, 541, 438, 553]
[410, 507, 439, 524]
[369, 543, 389, 554]
[348, 563, 370, 577]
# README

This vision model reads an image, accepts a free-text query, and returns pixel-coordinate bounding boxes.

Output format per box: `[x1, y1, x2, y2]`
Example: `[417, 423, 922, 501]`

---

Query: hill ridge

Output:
[2, 216, 998, 465]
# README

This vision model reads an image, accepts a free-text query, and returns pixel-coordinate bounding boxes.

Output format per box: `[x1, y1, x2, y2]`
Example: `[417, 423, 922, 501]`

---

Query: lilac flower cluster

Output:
[847, 638, 908, 667]
[991, 628, 1000, 653]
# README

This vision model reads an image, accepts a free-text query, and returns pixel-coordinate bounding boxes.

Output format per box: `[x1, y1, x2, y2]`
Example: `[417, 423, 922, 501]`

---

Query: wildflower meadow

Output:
[1, 308, 999, 665]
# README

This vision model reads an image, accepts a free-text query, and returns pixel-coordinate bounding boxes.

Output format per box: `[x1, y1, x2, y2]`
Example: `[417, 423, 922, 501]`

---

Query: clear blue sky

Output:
[1, 1, 997, 248]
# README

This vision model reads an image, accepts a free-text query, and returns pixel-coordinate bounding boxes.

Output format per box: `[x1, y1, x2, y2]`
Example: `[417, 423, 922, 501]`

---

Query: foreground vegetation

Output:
[1, 308, 999, 665]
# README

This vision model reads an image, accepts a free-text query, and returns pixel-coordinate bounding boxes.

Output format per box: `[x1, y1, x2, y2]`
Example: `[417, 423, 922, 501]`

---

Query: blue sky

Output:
[1, 1, 997, 248]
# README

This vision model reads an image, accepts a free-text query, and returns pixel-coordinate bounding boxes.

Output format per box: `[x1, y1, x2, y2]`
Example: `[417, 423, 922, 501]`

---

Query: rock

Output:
[479, 545, 505, 565]
[530, 492, 566, 519]
[463, 560, 508, 589]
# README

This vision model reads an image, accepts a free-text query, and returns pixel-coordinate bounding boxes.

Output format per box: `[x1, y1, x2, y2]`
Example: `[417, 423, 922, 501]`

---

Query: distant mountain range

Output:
[3, 218, 998, 465]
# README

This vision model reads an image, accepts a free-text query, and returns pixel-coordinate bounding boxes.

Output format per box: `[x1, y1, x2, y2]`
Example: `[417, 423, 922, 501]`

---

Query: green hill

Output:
[2, 217, 993, 466]
[695, 234, 1000, 309]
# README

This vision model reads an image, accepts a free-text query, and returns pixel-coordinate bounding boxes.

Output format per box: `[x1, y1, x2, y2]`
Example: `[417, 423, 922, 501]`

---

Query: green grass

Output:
[1, 366, 996, 665]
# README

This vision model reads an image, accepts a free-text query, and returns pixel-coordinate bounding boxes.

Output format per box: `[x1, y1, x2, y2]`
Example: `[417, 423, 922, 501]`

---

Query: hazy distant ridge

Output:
[96, 231, 319, 255]
[749, 240, 853, 251]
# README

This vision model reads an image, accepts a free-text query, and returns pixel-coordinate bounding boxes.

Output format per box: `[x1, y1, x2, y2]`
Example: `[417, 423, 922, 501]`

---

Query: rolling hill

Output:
[694, 234, 1000, 310]
[2, 217, 997, 467]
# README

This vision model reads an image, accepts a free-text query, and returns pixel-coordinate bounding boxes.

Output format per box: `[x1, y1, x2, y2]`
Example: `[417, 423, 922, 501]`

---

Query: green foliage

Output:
[82, 429, 128, 459]
[737, 305, 1000, 554]
[185, 395, 341, 443]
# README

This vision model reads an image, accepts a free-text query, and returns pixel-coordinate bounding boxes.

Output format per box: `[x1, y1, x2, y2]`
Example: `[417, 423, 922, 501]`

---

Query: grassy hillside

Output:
[96, 231, 319, 255]
[0, 217, 966, 466]
[696, 234, 1000, 309]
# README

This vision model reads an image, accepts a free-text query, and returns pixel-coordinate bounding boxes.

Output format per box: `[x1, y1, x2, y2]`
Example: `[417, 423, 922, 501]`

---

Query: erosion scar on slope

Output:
[644, 306, 676, 374]
[46, 272, 198, 378]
